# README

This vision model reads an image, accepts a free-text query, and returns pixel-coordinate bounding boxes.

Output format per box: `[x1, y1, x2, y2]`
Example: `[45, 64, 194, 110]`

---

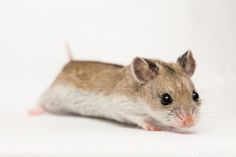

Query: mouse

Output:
[29, 47, 201, 131]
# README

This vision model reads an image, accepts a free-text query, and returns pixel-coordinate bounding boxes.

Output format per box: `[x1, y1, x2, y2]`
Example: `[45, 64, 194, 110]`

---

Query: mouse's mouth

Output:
[175, 115, 198, 128]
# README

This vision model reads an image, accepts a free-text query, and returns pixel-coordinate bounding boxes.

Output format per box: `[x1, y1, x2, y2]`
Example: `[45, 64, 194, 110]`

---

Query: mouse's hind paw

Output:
[28, 106, 45, 116]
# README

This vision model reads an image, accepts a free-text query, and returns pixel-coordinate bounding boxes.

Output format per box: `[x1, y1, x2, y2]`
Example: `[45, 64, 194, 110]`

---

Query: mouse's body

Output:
[37, 50, 201, 131]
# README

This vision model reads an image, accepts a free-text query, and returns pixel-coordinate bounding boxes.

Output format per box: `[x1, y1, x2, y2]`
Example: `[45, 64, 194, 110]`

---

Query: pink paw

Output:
[28, 106, 44, 116]
[141, 118, 161, 131]
[143, 124, 161, 131]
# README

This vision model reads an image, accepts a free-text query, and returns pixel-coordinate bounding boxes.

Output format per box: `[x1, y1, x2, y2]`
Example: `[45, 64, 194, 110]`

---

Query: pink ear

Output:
[131, 57, 159, 84]
[177, 50, 196, 77]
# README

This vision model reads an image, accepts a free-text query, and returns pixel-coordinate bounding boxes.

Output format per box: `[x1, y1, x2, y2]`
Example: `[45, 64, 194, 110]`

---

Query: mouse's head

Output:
[131, 50, 201, 129]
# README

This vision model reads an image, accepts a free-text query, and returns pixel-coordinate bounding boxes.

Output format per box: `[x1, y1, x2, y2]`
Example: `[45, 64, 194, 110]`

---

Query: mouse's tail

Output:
[65, 40, 74, 61]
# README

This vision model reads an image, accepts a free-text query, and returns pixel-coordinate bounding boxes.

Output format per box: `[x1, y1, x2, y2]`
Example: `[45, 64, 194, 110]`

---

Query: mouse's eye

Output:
[192, 90, 199, 101]
[161, 93, 172, 105]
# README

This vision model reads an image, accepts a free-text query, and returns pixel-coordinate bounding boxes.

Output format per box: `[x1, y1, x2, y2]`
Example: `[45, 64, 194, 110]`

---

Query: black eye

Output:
[161, 93, 172, 105]
[192, 91, 199, 101]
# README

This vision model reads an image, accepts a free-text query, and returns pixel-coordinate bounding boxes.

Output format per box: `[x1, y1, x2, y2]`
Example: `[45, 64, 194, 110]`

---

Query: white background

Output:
[0, 0, 236, 156]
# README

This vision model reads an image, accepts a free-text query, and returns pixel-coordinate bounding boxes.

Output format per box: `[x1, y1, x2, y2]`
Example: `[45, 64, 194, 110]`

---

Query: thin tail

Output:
[65, 40, 73, 61]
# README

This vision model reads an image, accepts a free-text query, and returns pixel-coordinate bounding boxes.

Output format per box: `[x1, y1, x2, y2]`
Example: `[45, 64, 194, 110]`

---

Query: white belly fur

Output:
[39, 85, 148, 125]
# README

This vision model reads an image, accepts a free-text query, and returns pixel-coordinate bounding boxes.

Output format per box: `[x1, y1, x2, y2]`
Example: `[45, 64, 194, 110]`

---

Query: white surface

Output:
[0, 0, 236, 156]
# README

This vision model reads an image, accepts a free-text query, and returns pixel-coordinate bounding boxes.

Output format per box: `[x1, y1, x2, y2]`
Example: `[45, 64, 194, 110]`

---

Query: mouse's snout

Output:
[164, 106, 199, 129]
[179, 115, 194, 128]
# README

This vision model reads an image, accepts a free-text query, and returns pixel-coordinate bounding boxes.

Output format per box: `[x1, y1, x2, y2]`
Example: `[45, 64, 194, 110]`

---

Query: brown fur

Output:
[52, 61, 125, 93]
[40, 49, 201, 130]
[51, 58, 200, 115]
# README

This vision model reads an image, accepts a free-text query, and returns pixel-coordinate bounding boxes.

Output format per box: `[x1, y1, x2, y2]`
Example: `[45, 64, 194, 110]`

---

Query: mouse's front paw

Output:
[141, 117, 161, 131]
[142, 123, 161, 131]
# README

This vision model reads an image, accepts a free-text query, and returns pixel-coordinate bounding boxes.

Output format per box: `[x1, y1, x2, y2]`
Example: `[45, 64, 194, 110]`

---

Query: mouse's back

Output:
[52, 61, 126, 92]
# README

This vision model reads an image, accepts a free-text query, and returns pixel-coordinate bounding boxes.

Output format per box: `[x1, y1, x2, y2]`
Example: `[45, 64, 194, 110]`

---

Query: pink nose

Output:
[181, 116, 194, 127]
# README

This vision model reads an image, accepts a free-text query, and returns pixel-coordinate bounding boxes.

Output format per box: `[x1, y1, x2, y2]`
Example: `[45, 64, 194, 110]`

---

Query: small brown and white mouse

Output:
[30, 48, 201, 131]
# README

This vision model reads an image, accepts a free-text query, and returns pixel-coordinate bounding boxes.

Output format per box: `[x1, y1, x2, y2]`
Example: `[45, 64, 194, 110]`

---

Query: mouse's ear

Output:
[131, 57, 159, 84]
[177, 49, 196, 77]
